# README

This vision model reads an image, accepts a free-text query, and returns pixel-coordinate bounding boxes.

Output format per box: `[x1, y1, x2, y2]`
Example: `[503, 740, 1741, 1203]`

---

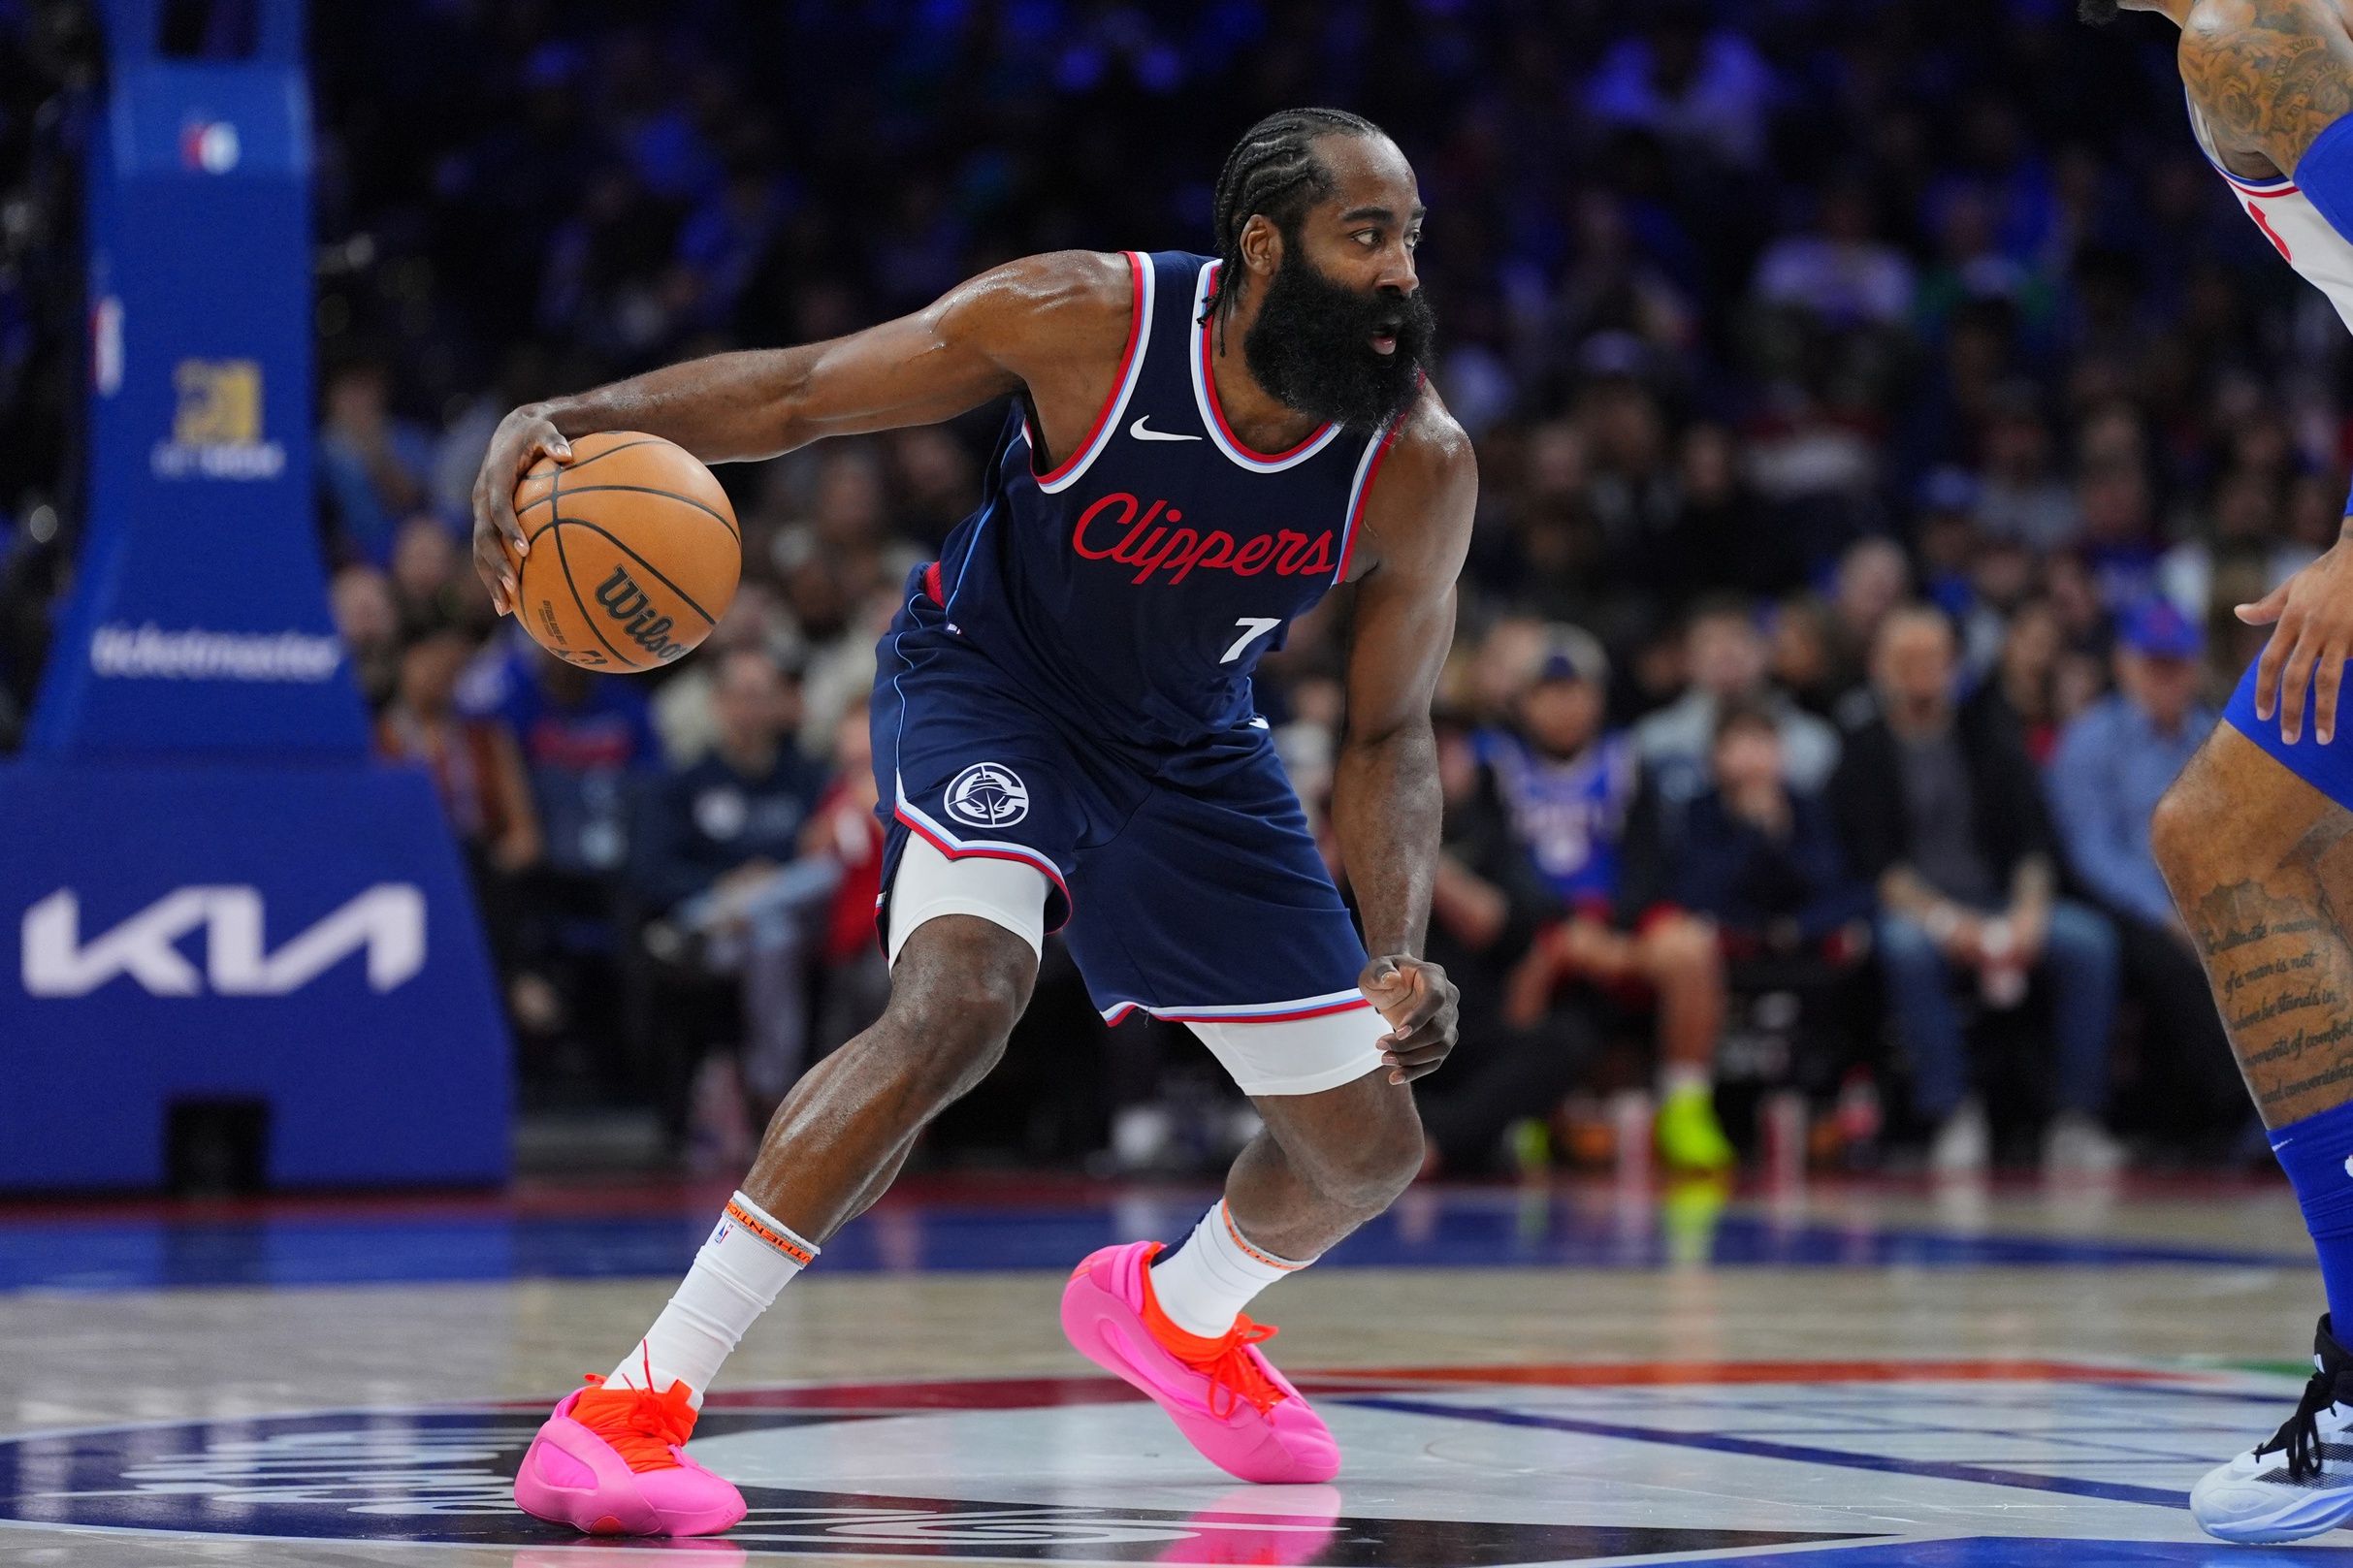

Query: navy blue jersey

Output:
[922, 250, 1401, 749]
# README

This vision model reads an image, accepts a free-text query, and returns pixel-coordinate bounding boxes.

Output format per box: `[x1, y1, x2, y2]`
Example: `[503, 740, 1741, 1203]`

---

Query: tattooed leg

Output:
[2152, 722, 2353, 1127]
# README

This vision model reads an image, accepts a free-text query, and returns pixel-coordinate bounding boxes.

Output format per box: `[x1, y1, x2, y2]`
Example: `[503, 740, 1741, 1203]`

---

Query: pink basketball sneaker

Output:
[1061, 1239, 1339, 1485]
[512, 1376, 746, 1537]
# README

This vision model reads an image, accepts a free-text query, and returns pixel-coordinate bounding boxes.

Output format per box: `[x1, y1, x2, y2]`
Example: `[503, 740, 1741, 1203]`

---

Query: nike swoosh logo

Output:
[1129, 416, 1202, 442]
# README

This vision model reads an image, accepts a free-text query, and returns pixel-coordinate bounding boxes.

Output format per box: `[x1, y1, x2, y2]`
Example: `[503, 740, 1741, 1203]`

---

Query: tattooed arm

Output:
[2179, 0, 2353, 175]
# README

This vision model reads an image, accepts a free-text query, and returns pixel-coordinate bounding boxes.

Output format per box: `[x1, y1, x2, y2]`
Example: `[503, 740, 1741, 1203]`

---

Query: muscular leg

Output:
[1223, 1066, 1426, 1263]
[741, 913, 1038, 1241]
[2151, 723, 2353, 1128]
[2157, 720, 2353, 1537]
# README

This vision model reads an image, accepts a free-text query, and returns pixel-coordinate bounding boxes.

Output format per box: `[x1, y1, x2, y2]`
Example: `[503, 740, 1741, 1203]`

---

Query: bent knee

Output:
[2152, 720, 2345, 897]
[2148, 774, 2212, 889]
[1313, 1104, 1424, 1214]
[1643, 915, 1721, 977]
[881, 919, 1036, 1087]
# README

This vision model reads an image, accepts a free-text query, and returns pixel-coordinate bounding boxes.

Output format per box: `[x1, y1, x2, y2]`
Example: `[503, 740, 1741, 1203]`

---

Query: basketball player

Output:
[2085, 0, 2353, 1542]
[470, 111, 1469, 1536]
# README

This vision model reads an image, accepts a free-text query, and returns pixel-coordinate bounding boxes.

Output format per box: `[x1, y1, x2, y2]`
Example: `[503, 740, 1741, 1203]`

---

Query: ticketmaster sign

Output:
[88, 624, 344, 682]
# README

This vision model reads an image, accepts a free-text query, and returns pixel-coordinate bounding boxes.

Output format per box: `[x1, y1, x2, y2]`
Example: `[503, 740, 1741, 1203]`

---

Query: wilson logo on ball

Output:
[594, 567, 690, 662]
[509, 431, 741, 672]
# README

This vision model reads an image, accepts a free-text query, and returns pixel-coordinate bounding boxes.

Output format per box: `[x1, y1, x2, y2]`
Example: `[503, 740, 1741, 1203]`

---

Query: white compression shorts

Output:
[886, 832, 1387, 1098]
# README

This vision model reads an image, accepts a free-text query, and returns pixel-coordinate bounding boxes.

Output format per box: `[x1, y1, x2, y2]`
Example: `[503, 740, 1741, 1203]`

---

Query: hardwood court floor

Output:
[1, 1176, 2342, 1565]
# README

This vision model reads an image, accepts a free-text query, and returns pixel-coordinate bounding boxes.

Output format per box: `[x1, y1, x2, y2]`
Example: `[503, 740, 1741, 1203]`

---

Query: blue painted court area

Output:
[0, 1188, 2305, 1292]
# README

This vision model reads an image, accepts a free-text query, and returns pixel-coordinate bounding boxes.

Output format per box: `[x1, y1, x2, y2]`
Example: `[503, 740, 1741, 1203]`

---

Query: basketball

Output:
[510, 431, 740, 672]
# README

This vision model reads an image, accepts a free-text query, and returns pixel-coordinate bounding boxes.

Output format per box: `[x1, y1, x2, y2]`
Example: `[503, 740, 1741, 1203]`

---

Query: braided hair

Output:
[1202, 108, 1386, 336]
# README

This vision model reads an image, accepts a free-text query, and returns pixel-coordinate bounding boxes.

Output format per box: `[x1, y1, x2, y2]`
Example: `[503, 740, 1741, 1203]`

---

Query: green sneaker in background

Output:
[1657, 1083, 1735, 1173]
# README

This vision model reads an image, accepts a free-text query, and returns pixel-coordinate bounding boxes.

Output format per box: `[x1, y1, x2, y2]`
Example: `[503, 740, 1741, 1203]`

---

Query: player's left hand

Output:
[2240, 533, 2353, 744]
[1361, 954, 1458, 1085]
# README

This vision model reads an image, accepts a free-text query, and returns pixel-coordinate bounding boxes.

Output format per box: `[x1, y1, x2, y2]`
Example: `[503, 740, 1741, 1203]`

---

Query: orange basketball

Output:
[511, 431, 740, 673]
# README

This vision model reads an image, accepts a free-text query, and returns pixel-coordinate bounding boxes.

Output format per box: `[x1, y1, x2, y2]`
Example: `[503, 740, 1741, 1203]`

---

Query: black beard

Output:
[2077, 0, 2120, 23]
[1240, 246, 1434, 431]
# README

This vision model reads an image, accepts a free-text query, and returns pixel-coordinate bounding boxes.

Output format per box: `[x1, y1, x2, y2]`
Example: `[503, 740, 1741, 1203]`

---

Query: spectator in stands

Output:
[1973, 388, 2080, 555]
[1768, 595, 1845, 720]
[1480, 624, 1735, 1173]
[317, 358, 434, 566]
[1753, 177, 1916, 332]
[376, 624, 541, 1023]
[328, 564, 402, 714]
[463, 639, 664, 1093]
[2047, 599, 2246, 1150]
[652, 581, 796, 767]
[802, 694, 888, 1057]
[1632, 594, 1842, 805]
[1623, 698, 1874, 961]
[1830, 606, 2122, 1176]
[1826, 537, 1910, 720]
[1656, 422, 1797, 602]
[1583, 2, 1777, 171]
[1415, 717, 1599, 1177]
[635, 647, 830, 1126]
[377, 624, 539, 878]
[389, 513, 472, 640]
[1993, 598, 2069, 765]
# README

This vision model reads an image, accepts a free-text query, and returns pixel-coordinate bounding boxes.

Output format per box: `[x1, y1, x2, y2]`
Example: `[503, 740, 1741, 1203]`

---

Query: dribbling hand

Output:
[1360, 954, 1459, 1085]
[2240, 532, 2353, 745]
[470, 406, 573, 616]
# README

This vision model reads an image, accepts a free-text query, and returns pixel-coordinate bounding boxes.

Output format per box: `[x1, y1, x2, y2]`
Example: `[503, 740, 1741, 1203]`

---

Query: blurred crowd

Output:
[0, 0, 2337, 1172]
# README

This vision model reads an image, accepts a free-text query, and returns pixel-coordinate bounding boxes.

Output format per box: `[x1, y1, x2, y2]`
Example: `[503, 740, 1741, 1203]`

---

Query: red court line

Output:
[488, 1359, 2206, 1415]
[1300, 1359, 2196, 1388]
[704, 1375, 1146, 1411]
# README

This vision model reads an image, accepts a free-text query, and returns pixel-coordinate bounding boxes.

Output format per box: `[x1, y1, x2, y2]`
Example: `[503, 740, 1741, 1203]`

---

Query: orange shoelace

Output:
[570, 1363, 697, 1473]
[1138, 1259, 1289, 1419]
[1190, 1317, 1285, 1419]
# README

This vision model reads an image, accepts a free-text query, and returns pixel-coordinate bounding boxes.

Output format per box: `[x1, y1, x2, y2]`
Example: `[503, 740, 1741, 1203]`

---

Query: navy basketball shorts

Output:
[2224, 656, 2353, 807]
[868, 607, 1387, 1098]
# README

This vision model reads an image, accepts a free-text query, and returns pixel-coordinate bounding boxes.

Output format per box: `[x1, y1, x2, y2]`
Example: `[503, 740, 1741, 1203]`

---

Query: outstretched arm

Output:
[468, 250, 1130, 613]
[1331, 390, 1475, 1083]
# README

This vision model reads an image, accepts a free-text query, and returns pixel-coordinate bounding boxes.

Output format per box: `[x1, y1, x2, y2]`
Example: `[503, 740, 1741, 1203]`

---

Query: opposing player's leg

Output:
[2152, 715, 2353, 1542]
[514, 836, 1048, 1536]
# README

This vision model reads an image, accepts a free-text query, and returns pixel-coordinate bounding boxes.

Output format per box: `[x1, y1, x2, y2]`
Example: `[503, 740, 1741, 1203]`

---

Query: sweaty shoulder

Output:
[2178, 0, 2353, 173]
[1351, 381, 1477, 583]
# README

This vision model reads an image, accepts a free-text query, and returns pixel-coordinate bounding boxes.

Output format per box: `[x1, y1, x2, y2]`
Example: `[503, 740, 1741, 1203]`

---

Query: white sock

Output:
[607, 1191, 815, 1407]
[1148, 1200, 1311, 1339]
[1661, 1063, 1712, 1099]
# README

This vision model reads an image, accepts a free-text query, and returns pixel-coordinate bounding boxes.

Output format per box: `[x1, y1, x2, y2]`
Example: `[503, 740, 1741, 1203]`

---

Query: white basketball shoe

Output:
[2193, 1314, 2353, 1542]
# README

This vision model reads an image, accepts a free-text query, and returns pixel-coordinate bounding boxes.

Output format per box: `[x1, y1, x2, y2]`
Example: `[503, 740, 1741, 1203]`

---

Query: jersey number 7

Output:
[1221, 618, 1281, 663]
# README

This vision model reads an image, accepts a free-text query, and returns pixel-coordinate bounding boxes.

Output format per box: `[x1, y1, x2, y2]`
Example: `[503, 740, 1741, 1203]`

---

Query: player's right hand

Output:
[2240, 534, 2353, 745]
[470, 406, 573, 616]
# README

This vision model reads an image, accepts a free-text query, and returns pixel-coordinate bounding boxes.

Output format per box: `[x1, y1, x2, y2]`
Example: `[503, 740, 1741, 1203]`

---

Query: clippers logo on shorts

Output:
[945, 762, 1029, 828]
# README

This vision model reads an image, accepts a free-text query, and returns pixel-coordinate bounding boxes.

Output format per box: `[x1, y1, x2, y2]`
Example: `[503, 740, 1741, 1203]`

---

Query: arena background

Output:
[0, 0, 2311, 1183]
